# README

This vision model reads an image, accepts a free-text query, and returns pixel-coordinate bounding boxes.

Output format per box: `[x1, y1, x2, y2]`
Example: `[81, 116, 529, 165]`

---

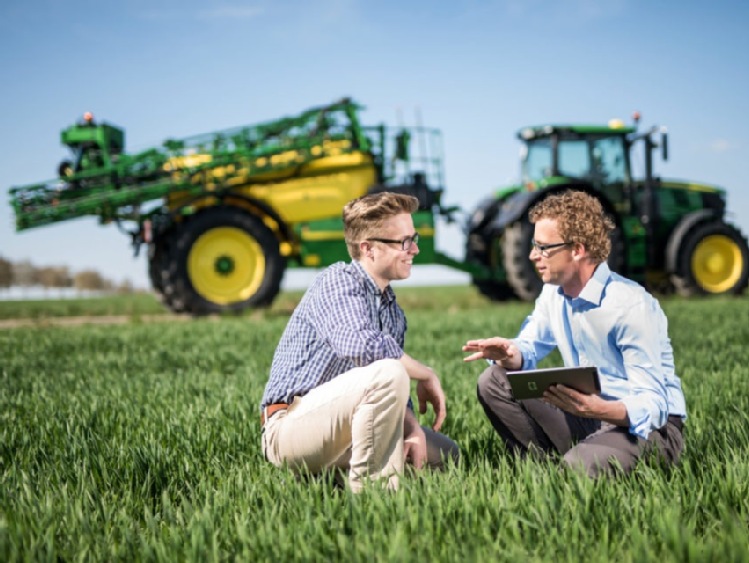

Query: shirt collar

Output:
[576, 262, 611, 306]
[351, 260, 396, 304]
[556, 262, 611, 306]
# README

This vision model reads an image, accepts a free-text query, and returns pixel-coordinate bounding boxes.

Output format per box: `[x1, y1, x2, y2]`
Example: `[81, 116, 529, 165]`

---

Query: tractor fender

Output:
[171, 192, 295, 245]
[665, 209, 721, 274]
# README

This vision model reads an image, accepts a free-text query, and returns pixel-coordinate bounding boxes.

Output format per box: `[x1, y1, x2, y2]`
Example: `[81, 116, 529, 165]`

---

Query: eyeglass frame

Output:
[531, 239, 572, 257]
[368, 232, 420, 251]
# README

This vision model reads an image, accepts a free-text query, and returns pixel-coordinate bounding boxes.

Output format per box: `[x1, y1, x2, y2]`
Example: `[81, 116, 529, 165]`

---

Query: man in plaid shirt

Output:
[261, 192, 459, 492]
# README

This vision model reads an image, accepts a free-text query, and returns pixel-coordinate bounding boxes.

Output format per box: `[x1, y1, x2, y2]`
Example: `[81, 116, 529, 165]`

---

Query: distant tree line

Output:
[0, 255, 134, 293]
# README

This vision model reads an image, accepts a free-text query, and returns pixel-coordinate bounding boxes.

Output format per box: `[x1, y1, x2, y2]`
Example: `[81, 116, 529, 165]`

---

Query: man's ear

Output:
[571, 242, 587, 261]
[360, 241, 373, 259]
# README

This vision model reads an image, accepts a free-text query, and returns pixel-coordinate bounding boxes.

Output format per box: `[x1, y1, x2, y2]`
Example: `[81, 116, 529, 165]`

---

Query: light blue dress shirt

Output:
[513, 262, 687, 440]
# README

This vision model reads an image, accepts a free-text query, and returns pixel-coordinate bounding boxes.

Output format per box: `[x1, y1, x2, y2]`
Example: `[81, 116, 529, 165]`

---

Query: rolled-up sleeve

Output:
[514, 287, 558, 370]
[615, 299, 669, 439]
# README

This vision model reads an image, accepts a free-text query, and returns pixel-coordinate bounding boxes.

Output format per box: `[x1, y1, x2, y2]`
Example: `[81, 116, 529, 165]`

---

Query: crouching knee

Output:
[476, 364, 511, 404]
[562, 446, 625, 479]
[369, 358, 410, 404]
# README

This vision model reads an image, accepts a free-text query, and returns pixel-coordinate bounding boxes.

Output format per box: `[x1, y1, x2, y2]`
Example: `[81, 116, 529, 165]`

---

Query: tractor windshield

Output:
[522, 134, 628, 187]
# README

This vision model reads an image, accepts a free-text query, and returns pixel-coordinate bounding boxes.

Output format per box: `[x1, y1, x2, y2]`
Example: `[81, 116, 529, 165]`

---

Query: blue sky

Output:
[2, 0, 748, 289]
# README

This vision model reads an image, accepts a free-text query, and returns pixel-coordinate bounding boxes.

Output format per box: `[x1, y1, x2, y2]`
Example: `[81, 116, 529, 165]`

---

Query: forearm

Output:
[597, 400, 630, 427]
[399, 353, 434, 381]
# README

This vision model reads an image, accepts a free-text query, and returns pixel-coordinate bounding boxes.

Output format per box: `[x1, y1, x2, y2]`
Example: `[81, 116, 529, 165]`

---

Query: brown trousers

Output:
[477, 364, 684, 477]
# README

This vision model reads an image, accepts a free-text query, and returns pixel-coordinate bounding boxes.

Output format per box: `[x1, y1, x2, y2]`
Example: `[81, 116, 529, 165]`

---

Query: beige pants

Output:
[262, 359, 459, 492]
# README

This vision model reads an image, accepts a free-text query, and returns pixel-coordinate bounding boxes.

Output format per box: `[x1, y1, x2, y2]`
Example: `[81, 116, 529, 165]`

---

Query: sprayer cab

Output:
[59, 113, 125, 176]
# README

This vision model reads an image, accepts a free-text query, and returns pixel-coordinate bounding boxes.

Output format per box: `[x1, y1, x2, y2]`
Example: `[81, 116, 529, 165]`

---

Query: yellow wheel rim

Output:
[691, 234, 743, 293]
[187, 227, 265, 305]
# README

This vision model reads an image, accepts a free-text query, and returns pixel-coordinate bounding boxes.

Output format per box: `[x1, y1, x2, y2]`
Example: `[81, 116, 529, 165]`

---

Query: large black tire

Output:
[160, 207, 286, 315]
[147, 230, 188, 313]
[465, 197, 518, 301]
[503, 218, 541, 301]
[671, 221, 749, 296]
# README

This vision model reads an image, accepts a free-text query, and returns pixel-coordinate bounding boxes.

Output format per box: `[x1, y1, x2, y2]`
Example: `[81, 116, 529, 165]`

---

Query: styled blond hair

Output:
[343, 192, 419, 259]
[529, 191, 615, 263]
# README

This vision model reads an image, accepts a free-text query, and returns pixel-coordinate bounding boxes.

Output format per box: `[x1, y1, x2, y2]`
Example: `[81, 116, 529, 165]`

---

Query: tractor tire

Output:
[147, 238, 168, 296]
[472, 278, 517, 301]
[671, 221, 749, 296]
[465, 198, 517, 301]
[503, 218, 541, 301]
[465, 231, 517, 301]
[161, 207, 286, 315]
[147, 230, 189, 313]
[607, 226, 626, 275]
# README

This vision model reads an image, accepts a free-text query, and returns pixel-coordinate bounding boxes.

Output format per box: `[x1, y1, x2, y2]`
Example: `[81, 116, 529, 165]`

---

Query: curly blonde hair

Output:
[343, 192, 419, 259]
[528, 191, 614, 263]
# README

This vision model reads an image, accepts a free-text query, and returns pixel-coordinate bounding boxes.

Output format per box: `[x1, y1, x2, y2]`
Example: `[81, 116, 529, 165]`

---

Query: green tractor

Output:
[465, 115, 749, 300]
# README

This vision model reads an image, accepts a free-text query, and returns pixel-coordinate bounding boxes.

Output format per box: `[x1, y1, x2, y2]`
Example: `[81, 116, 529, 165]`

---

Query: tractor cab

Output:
[518, 123, 636, 190]
[517, 119, 670, 220]
[58, 113, 125, 177]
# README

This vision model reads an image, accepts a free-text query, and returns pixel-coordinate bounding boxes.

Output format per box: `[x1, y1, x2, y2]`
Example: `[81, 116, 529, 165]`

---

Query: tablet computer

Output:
[506, 366, 601, 400]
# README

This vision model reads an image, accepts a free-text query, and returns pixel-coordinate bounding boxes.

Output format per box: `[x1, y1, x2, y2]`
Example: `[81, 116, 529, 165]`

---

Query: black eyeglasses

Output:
[531, 239, 572, 257]
[369, 233, 420, 251]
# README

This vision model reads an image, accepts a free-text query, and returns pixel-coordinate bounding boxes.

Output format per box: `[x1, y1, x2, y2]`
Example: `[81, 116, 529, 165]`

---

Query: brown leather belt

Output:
[261, 403, 289, 426]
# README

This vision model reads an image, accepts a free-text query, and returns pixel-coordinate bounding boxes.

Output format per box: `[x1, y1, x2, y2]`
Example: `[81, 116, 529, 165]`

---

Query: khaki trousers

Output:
[262, 359, 458, 492]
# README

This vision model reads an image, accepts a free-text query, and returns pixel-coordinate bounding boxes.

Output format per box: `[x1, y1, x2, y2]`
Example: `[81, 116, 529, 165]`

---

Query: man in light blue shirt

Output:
[463, 190, 686, 477]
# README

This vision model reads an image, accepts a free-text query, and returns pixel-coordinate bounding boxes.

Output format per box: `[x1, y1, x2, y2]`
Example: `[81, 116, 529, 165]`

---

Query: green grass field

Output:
[2, 288, 748, 562]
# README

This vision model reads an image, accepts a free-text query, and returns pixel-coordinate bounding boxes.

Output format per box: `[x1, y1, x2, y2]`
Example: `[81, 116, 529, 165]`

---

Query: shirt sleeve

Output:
[615, 297, 670, 439]
[513, 287, 557, 370]
[311, 269, 403, 365]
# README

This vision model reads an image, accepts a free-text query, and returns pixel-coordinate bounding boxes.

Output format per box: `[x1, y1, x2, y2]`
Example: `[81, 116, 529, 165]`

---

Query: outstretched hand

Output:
[462, 337, 518, 366]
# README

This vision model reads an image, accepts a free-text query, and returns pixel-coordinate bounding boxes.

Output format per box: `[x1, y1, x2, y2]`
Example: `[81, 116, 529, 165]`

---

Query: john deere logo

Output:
[528, 382, 537, 391]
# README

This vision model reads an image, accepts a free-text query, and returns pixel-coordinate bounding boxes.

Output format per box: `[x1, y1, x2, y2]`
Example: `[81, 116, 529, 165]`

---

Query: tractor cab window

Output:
[521, 139, 553, 183]
[591, 136, 626, 185]
[557, 140, 589, 179]
[556, 135, 627, 186]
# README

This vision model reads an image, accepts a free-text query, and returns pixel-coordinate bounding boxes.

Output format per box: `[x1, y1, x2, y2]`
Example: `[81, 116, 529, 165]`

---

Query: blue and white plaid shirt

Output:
[261, 260, 407, 408]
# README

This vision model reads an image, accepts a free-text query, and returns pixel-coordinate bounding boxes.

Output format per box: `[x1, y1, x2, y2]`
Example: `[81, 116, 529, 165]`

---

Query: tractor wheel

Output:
[607, 225, 626, 275]
[503, 218, 541, 301]
[163, 207, 286, 315]
[466, 232, 517, 301]
[147, 238, 168, 296]
[472, 278, 517, 301]
[147, 231, 189, 313]
[465, 197, 517, 301]
[671, 221, 749, 296]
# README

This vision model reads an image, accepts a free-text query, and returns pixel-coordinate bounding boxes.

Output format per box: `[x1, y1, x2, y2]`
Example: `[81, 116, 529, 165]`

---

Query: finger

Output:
[432, 401, 446, 432]
[463, 352, 485, 362]
[404, 440, 413, 459]
[419, 395, 427, 414]
[412, 452, 425, 470]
